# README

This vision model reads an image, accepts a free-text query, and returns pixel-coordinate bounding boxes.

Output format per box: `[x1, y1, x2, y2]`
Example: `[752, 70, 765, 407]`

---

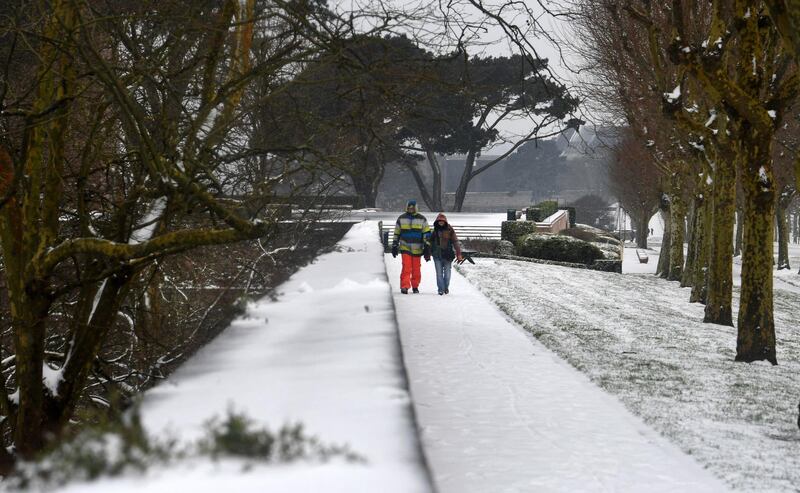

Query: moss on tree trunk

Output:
[682, 190, 700, 289]
[689, 192, 710, 303]
[704, 162, 735, 325]
[656, 201, 671, 279]
[776, 197, 791, 270]
[736, 137, 777, 364]
[635, 214, 650, 249]
[667, 186, 685, 282]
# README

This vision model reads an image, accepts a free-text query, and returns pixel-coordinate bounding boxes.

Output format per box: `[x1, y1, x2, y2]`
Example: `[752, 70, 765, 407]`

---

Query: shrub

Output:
[536, 200, 559, 219]
[460, 238, 499, 254]
[460, 239, 516, 256]
[8, 409, 176, 490]
[494, 240, 516, 256]
[9, 408, 363, 491]
[501, 220, 537, 245]
[559, 227, 620, 246]
[525, 207, 542, 221]
[516, 233, 604, 264]
[199, 410, 362, 463]
[592, 259, 623, 273]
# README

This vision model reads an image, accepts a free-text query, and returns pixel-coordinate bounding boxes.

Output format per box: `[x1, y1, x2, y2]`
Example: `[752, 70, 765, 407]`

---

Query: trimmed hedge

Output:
[501, 220, 537, 244]
[559, 227, 620, 246]
[516, 233, 604, 265]
[525, 201, 559, 222]
[537, 200, 559, 218]
[525, 207, 541, 221]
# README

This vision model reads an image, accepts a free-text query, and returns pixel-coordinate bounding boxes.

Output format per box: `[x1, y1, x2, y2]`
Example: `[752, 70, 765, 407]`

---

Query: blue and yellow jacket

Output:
[392, 212, 431, 256]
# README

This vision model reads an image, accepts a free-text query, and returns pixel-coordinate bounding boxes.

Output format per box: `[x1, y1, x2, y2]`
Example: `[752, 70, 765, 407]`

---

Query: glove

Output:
[391, 245, 398, 258]
[456, 254, 464, 263]
[423, 245, 431, 262]
[424, 254, 431, 262]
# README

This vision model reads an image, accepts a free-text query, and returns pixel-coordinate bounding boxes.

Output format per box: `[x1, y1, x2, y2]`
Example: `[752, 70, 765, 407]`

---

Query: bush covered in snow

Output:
[526, 201, 558, 221]
[8, 408, 362, 490]
[516, 233, 604, 265]
[494, 240, 516, 256]
[199, 410, 363, 463]
[560, 226, 621, 261]
[559, 226, 619, 246]
[538, 200, 559, 218]
[460, 238, 516, 256]
[501, 220, 537, 244]
[8, 410, 175, 490]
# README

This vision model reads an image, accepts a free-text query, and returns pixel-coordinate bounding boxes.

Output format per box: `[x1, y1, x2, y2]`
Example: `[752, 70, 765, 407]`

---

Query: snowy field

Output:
[51, 222, 432, 493]
[627, 237, 800, 294]
[459, 258, 800, 492]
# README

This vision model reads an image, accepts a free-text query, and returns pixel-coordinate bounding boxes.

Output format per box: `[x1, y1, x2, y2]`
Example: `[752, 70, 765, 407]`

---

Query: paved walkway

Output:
[385, 254, 729, 493]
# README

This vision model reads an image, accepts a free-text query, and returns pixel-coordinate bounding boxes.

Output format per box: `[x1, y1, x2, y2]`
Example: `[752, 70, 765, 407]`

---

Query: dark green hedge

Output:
[516, 233, 604, 265]
[501, 220, 537, 245]
[559, 227, 620, 246]
[537, 200, 559, 219]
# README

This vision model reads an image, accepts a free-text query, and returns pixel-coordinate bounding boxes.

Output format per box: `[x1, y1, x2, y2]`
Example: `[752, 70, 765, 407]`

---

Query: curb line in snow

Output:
[374, 222, 439, 493]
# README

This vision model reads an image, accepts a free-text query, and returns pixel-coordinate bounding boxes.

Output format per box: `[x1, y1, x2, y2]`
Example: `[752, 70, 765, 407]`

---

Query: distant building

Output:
[377, 126, 619, 211]
[442, 191, 535, 212]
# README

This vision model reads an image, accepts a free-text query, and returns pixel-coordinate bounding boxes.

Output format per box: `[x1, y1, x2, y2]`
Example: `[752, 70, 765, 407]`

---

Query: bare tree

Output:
[610, 129, 662, 249]
[0, 0, 410, 465]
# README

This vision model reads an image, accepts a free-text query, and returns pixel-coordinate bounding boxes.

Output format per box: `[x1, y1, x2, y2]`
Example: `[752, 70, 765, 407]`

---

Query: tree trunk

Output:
[667, 185, 685, 282]
[691, 190, 713, 303]
[656, 197, 671, 278]
[734, 208, 743, 256]
[53, 271, 132, 433]
[453, 151, 477, 212]
[704, 162, 735, 325]
[12, 295, 51, 457]
[736, 137, 776, 364]
[681, 198, 697, 288]
[404, 149, 444, 211]
[350, 152, 386, 207]
[776, 197, 791, 270]
[425, 150, 443, 211]
[795, 213, 800, 244]
[353, 178, 380, 207]
[351, 164, 383, 209]
[405, 161, 436, 211]
[634, 212, 649, 249]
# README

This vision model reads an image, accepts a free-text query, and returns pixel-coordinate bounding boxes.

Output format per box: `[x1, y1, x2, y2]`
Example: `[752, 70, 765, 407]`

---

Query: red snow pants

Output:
[400, 254, 422, 289]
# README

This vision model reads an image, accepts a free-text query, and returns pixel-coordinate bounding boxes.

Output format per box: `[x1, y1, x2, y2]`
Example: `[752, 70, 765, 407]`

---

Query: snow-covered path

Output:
[386, 255, 730, 493]
[56, 222, 432, 493]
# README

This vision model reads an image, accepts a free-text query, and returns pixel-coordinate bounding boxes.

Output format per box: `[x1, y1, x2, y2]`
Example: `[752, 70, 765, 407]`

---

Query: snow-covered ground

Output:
[385, 256, 729, 492]
[53, 222, 432, 493]
[626, 236, 800, 294]
[459, 258, 800, 492]
[38, 213, 800, 492]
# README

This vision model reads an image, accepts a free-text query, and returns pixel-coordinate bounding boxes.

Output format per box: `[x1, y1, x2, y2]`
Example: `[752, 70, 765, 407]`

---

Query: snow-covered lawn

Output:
[459, 258, 800, 492]
[52, 222, 432, 493]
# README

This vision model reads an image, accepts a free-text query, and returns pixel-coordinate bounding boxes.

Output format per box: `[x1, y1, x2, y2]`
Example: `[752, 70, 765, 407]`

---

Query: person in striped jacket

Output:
[391, 200, 431, 294]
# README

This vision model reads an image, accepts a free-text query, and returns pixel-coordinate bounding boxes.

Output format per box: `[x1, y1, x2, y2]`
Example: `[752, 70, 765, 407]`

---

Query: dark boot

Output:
[401, 288, 408, 294]
[412, 288, 419, 294]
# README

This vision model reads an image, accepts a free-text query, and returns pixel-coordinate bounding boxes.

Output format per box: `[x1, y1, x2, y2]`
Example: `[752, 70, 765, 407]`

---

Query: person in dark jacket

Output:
[429, 213, 462, 295]
[391, 200, 431, 294]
